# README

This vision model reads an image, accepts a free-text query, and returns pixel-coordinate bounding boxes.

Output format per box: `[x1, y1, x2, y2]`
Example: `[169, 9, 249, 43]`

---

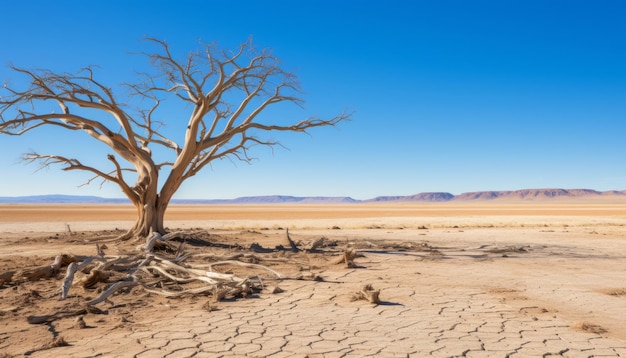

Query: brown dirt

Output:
[1, 204, 625, 357]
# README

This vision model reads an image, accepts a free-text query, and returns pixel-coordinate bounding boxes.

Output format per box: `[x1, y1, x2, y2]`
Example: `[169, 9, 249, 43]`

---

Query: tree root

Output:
[352, 284, 381, 304]
[0, 270, 15, 286]
[23, 336, 70, 356]
[332, 249, 358, 268]
[1, 254, 80, 286]
[13, 229, 367, 323]
[86, 280, 139, 305]
[27, 306, 106, 324]
[285, 229, 300, 253]
[18, 231, 299, 322]
[80, 269, 112, 289]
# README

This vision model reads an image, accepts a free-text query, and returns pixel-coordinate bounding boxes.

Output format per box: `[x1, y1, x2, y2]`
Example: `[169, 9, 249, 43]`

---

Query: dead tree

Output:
[0, 38, 351, 240]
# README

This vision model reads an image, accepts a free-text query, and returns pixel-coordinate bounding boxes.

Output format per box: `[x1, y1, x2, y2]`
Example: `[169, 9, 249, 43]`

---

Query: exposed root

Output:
[24, 336, 70, 355]
[285, 229, 300, 253]
[11, 254, 80, 283]
[60, 263, 78, 299]
[27, 306, 106, 324]
[74, 316, 88, 329]
[0, 270, 15, 286]
[352, 284, 381, 304]
[80, 269, 112, 289]
[268, 285, 284, 294]
[15, 229, 358, 322]
[21, 234, 291, 318]
[332, 249, 358, 268]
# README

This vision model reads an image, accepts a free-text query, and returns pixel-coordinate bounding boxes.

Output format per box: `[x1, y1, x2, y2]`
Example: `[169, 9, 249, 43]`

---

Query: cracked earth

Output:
[1, 210, 626, 357]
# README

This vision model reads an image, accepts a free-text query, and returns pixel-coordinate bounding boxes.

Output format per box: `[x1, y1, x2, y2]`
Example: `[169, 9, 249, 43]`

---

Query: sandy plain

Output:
[1, 202, 625, 357]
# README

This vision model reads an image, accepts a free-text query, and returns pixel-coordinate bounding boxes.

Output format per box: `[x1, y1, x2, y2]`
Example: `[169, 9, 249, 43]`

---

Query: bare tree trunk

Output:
[124, 177, 168, 240]
[128, 200, 166, 238]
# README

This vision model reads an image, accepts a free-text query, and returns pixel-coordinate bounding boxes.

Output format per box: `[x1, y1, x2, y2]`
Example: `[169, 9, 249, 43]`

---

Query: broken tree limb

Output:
[286, 229, 300, 253]
[60, 262, 78, 300]
[27, 306, 106, 324]
[207, 260, 283, 278]
[60, 257, 97, 299]
[142, 265, 218, 285]
[161, 230, 206, 241]
[80, 269, 112, 289]
[15, 254, 80, 282]
[86, 280, 138, 306]
[249, 242, 275, 253]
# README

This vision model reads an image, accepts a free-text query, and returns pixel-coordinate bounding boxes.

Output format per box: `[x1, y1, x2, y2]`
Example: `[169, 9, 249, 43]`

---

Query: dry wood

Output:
[332, 249, 358, 268]
[285, 229, 300, 253]
[0, 270, 15, 286]
[144, 285, 215, 298]
[86, 280, 138, 306]
[74, 316, 87, 329]
[60, 256, 98, 299]
[145, 232, 163, 252]
[207, 260, 283, 278]
[80, 269, 111, 289]
[27, 306, 106, 324]
[15, 254, 79, 282]
[60, 263, 78, 300]
[352, 284, 381, 304]
[22, 227, 333, 318]
[192, 253, 302, 266]
[308, 237, 326, 251]
[23, 336, 70, 356]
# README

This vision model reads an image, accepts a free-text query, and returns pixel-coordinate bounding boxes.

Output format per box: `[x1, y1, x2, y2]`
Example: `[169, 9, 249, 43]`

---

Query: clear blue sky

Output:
[1, 0, 625, 200]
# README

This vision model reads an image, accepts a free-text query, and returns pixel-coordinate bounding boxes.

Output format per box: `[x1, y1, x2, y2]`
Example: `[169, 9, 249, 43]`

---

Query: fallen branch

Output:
[86, 280, 138, 306]
[60, 257, 96, 299]
[60, 263, 78, 300]
[207, 260, 283, 278]
[286, 229, 300, 253]
[80, 269, 111, 289]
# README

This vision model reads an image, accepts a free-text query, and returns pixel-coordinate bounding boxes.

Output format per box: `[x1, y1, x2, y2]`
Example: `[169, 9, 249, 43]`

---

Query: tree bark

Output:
[127, 200, 165, 238]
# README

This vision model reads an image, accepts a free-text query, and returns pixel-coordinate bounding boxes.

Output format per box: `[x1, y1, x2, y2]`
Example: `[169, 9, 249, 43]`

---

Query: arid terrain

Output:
[1, 202, 625, 357]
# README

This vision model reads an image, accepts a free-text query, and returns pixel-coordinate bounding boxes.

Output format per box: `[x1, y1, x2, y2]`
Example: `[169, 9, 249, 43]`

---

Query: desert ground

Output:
[1, 202, 625, 357]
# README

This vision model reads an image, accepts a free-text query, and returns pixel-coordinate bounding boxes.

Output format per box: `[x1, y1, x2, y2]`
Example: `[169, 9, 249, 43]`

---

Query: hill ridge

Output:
[1, 188, 625, 204]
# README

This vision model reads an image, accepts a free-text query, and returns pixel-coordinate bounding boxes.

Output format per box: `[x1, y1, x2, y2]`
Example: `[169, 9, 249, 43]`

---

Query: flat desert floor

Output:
[1, 203, 626, 357]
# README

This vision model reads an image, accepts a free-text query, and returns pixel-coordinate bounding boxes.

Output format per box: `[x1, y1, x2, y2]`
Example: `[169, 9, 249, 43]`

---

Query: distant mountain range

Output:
[1, 189, 625, 204]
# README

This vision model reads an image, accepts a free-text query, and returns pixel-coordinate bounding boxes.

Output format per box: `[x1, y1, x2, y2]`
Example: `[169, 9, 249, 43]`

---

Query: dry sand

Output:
[1, 203, 625, 357]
